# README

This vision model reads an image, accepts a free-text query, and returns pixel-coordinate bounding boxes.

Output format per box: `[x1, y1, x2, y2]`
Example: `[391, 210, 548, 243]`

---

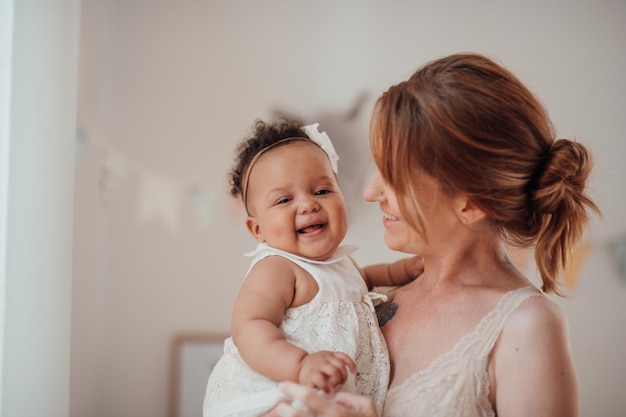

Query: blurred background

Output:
[3, 1, 625, 417]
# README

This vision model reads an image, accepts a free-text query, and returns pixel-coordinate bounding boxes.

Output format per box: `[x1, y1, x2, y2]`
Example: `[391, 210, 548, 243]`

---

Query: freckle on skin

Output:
[515, 348, 519, 352]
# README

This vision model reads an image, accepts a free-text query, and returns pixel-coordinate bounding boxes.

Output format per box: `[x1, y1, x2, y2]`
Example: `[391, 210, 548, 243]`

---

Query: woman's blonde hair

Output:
[371, 52, 600, 294]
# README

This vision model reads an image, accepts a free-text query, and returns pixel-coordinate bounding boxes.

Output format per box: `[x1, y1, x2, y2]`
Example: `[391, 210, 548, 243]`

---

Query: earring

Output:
[463, 217, 468, 223]
[378, 191, 383, 197]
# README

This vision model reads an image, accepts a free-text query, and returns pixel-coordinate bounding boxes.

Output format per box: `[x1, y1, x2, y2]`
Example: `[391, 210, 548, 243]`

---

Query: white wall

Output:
[0, 0, 12, 408]
[3, 1, 80, 416]
[73, 1, 626, 416]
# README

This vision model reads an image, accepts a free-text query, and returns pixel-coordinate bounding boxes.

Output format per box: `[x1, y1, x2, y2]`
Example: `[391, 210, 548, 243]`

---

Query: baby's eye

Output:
[315, 189, 332, 196]
[276, 197, 292, 205]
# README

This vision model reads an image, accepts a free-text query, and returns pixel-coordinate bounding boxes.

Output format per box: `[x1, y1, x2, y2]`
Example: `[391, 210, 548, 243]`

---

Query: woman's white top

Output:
[383, 286, 541, 417]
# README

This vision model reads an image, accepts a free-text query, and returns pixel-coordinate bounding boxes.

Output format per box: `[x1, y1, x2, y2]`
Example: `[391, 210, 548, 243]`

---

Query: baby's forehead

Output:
[257, 139, 318, 155]
[252, 140, 327, 167]
[249, 143, 334, 184]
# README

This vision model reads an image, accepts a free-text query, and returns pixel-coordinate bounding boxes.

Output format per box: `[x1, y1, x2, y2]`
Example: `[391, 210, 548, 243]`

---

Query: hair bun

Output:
[530, 139, 594, 215]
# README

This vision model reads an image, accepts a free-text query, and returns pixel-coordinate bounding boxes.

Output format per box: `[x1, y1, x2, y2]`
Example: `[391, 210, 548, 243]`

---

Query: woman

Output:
[274, 52, 599, 416]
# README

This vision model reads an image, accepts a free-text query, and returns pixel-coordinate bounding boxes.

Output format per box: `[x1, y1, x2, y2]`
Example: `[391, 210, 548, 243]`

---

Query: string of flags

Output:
[76, 127, 220, 235]
[75, 128, 626, 285]
[607, 236, 626, 285]
[565, 236, 626, 288]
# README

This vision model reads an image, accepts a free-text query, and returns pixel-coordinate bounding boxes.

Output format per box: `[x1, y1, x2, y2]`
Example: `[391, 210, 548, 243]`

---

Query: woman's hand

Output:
[274, 381, 379, 417]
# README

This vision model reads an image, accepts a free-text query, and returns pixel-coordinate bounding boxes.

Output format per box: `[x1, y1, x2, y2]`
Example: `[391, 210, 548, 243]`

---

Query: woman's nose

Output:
[363, 171, 384, 202]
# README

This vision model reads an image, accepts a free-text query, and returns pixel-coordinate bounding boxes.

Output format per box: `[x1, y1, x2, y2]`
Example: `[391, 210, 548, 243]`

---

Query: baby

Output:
[203, 119, 420, 416]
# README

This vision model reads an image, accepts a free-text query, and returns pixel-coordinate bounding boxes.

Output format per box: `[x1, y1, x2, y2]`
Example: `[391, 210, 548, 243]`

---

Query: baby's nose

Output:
[299, 199, 320, 214]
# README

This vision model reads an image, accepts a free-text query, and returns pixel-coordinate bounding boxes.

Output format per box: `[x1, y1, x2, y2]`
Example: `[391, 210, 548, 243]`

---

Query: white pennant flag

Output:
[191, 184, 219, 229]
[75, 127, 88, 168]
[137, 172, 181, 235]
[98, 147, 128, 206]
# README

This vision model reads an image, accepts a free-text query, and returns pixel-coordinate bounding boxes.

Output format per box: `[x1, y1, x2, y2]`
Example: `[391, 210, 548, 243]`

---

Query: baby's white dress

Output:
[382, 286, 541, 417]
[203, 243, 389, 417]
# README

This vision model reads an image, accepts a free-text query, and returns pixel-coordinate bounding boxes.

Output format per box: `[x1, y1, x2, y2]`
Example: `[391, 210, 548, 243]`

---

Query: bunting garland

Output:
[75, 127, 88, 170]
[608, 236, 626, 284]
[74, 128, 626, 285]
[560, 237, 626, 289]
[76, 127, 220, 233]
[563, 243, 591, 289]
[136, 171, 181, 234]
[191, 185, 219, 228]
[98, 146, 128, 207]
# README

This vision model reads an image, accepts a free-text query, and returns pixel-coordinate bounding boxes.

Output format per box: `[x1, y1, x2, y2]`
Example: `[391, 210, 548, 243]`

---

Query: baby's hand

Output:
[298, 351, 356, 394]
[406, 255, 424, 279]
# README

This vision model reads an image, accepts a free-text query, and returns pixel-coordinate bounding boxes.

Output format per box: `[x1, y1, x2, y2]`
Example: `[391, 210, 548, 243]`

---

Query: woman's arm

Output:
[491, 296, 580, 417]
[271, 382, 379, 417]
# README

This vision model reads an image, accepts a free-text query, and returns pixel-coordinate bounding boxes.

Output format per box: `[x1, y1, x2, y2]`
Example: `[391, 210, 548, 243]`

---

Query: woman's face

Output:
[363, 169, 459, 256]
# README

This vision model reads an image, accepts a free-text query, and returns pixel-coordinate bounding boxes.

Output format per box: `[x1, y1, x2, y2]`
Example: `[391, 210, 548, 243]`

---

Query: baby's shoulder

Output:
[249, 254, 300, 279]
[250, 255, 318, 307]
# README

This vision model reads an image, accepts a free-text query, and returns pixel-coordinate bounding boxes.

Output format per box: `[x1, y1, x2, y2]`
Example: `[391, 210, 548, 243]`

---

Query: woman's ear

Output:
[455, 195, 486, 225]
[246, 216, 264, 242]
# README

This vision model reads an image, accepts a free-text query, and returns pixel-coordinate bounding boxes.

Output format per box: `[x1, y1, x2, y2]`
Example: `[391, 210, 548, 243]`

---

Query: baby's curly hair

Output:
[229, 118, 309, 199]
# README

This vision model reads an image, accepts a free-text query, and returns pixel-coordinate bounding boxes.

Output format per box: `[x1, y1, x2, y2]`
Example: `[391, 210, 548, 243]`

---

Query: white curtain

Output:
[0, 0, 14, 411]
[1, 1, 79, 416]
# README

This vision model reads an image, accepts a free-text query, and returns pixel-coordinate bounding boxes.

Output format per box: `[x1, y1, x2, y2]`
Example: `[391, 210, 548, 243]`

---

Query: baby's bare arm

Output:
[231, 256, 308, 382]
[360, 255, 423, 289]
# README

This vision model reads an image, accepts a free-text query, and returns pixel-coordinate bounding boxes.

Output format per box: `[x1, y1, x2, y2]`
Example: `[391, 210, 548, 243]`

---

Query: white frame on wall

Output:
[169, 333, 228, 417]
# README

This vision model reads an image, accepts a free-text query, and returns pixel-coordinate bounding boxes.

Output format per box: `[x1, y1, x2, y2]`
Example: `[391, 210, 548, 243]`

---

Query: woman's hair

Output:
[229, 118, 307, 199]
[370, 52, 600, 294]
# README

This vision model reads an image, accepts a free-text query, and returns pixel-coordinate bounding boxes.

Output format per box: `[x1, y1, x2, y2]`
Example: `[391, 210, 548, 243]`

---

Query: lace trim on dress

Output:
[386, 286, 540, 406]
[244, 242, 358, 264]
[475, 348, 494, 415]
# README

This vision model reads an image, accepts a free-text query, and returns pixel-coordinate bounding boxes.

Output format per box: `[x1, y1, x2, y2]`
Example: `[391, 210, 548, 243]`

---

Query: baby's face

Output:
[245, 142, 348, 261]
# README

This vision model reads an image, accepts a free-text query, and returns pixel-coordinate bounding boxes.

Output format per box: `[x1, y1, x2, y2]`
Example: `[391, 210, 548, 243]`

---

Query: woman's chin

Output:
[383, 235, 403, 252]
[384, 233, 419, 255]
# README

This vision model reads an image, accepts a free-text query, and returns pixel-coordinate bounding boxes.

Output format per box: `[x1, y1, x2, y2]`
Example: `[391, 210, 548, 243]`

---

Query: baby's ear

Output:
[246, 216, 264, 242]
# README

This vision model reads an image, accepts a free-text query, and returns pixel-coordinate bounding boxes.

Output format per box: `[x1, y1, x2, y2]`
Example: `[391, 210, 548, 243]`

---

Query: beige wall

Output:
[72, 1, 626, 416]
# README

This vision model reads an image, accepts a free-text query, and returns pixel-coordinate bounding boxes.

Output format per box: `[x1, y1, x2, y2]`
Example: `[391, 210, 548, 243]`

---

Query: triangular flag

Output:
[608, 235, 626, 284]
[191, 185, 218, 228]
[563, 243, 590, 289]
[98, 147, 128, 206]
[75, 127, 88, 168]
[137, 172, 180, 235]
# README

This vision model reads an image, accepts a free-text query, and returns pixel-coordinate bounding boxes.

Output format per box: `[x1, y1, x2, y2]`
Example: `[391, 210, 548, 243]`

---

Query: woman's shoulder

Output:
[490, 293, 579, 415]
[503, 291, 567, 336]
[495, 290, 572, 369]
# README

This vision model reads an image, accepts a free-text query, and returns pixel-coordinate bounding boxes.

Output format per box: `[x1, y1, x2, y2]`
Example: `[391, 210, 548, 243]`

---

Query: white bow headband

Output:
[241, 123, 339, 214]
